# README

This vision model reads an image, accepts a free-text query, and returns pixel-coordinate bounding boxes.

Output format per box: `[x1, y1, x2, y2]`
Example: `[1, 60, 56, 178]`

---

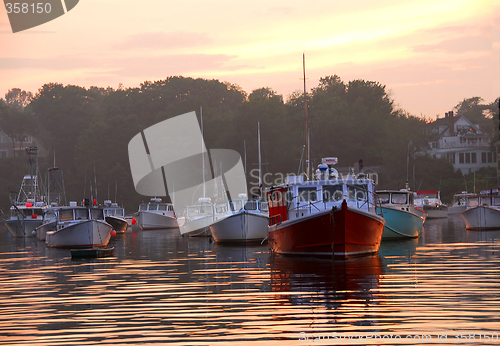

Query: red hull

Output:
[268, 201, 385, 257]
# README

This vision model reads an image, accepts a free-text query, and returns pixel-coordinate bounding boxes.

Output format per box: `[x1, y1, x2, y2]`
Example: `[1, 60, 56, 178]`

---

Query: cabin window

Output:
[348, 184, 368, 201]
[60, 209, 74, 222]
[75, 209, 88, 220]
[158, 204, 167, 211]
[139, 204, 147, 211]
[245, 200, 257, 210]
[467, 197, 479, 207]
[298, 187, 317, 202]
[260, 201, 269, 212]
[377, 193, 390, 204]
[323, 185, 344, 202]
[391, 193, 407, 204]
[91, 209, 104, 220]
[494, 197, 500, 206]
[480, 197, 492, 206]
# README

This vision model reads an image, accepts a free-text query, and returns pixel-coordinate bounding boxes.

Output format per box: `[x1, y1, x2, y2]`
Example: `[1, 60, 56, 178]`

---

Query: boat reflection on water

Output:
[270, 253, 384, 303]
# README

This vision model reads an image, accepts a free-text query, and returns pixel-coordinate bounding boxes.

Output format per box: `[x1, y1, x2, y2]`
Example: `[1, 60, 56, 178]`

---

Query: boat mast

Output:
[201, 106, 206, 199]
[258, 121, 262, 197]
[303, 53, 310, 180]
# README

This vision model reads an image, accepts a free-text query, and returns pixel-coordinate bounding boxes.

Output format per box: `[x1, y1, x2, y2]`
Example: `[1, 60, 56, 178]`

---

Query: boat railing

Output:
[269, 214, 282, 225]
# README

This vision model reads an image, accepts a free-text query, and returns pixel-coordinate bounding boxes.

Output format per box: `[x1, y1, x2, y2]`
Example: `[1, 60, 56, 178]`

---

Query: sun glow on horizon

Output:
[0, 0, 497, 117]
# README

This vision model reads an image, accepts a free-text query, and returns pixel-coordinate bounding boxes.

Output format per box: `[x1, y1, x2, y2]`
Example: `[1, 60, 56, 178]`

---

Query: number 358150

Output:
[5, 3, 52, 14]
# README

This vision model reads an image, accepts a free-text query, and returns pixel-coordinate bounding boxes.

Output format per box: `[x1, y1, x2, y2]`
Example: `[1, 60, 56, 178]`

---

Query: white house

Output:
[427, 113, 496, 175]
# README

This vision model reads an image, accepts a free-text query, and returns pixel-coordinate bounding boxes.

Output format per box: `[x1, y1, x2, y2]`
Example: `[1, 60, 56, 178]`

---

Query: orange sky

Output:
[0, 0, 498, 119]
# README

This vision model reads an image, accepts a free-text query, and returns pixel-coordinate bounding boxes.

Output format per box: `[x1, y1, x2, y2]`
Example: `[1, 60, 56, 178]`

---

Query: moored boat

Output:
[448, 191, 475, 214]
[414, 190, 448, 219]
[133, 198, 177, 230]
[103, 200, 128, 234]
[5, 147, 48, 237]
[267, 158, 385, 257]
[460, 194, 500, 230]
[179, 197, 214, 237]
[209, 197, 269, 243]
[376, 189, 423, 239]
[45, 206, 113, 248]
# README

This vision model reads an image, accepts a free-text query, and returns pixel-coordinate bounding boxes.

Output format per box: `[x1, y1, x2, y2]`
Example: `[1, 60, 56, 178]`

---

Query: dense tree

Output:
[0, 75, 492, 212]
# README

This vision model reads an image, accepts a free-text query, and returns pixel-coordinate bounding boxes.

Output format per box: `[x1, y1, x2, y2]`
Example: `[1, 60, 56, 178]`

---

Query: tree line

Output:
[0, 76, 498, 213]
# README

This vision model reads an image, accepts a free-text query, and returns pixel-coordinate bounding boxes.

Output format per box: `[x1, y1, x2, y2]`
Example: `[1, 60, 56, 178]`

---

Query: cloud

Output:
[114, 31, 213, 50]
[0, 52, 239, 74]
[412, 35, 492, 53]
[112, 53, 244, 78]
[0, 57, 93, 69]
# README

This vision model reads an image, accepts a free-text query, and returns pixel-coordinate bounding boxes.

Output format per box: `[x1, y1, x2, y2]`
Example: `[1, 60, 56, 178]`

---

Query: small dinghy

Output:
[71, 247, 114, 258]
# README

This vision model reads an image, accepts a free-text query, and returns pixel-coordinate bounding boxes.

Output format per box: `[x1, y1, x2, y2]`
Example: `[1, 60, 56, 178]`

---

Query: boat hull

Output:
[105, 216, 128, 234]
[210, 211, 268, 243]
[46, 220, 113, 248]
[448, 205, 466, 215]
[379, 207, 422, 239]
[35, 221, 57, 241]
[423, 205, 448, 219]
[461, 206, 500, 230]
[268, 201, 385, 257]
[413, 207, 428, 222]
[136, 211, 178, 230]
[5, 217, 43, 238]
[180, 215, 213, 237]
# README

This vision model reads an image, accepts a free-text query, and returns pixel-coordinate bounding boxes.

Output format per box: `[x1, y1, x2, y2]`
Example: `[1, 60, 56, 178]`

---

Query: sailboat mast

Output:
[303, 53, 310, 180]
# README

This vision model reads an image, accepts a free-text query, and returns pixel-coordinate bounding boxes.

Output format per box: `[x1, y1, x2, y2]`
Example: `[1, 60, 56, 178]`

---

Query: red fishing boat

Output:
[267, 158, 385, 257]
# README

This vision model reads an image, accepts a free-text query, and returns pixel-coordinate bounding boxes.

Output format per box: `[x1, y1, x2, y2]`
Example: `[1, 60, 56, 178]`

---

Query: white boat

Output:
[414, 190, 448, 219]
[209, 197, 269, 243]
[45, 206, 113, 248]
[103, 200, 128, 234]
[376, 189, 423, 239]
[460, 194, 500, 230]
[180, 197, 214, 237]
[209, 121, 269, 243]
[448, 191, 475, 214]
[133, 198, 177, 230]
[5, 171, 47, 237]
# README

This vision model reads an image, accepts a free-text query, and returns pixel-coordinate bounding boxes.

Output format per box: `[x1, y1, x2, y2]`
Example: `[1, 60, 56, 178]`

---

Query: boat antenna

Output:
[302, 53, 310, 180]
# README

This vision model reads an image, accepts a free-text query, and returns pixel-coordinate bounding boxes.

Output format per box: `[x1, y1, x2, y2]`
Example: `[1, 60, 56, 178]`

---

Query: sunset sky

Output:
[0, 0, 498, 119]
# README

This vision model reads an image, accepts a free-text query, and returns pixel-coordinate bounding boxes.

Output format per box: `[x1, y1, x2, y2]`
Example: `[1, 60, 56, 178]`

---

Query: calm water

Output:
[0, 215, 499, 345]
